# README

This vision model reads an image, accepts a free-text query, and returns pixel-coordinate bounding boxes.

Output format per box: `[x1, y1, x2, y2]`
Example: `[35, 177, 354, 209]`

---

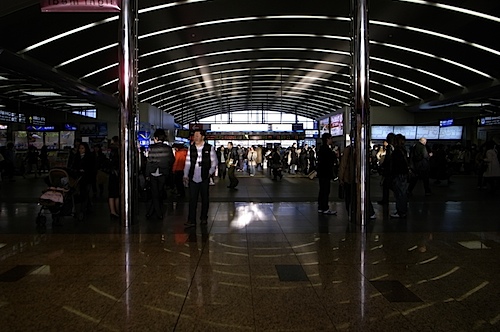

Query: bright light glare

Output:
[229, 203, 267, 229]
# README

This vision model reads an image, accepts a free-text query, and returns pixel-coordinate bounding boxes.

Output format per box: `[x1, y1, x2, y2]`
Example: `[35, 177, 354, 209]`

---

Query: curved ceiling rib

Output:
[1, 0, 500, 124]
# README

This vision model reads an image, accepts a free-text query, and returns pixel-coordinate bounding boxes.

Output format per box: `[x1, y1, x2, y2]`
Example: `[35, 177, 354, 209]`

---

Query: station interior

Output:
[1, 1, 500, 331]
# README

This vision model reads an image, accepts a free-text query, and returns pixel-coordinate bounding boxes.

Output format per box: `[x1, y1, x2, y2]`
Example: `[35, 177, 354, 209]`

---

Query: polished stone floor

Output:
[0, 170, 499, 331]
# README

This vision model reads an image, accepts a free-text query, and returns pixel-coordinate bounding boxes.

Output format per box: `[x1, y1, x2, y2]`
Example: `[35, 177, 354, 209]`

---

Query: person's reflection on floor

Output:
[186, 226, 213, 309]
[338, 144, 376, 220]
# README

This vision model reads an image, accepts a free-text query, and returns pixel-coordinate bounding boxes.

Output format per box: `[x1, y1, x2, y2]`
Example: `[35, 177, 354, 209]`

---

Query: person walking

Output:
[247, 146, 257, 176]
[316, 133, 337, 215]
[39, 145, 50, 174]
[483, 140, 500, 194]
[216, 145, 228, 180]
[270, 147, 283, 180]
[183, 129, 218, 228]
[173, 143, 188, 199]
[255, 145, 263, 171]
[408, 137, 432, 196]
[378, 133, 395, 205]
[107, 136, 120, 218]
[226, 142, 239, 189]
[389, 134, 410, 218]
[145, 129, 174, 220]
[70, 142, 96, 220]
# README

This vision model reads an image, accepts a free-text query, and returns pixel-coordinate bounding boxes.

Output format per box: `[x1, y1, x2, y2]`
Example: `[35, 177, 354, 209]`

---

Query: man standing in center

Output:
[183, 129, 218, 228]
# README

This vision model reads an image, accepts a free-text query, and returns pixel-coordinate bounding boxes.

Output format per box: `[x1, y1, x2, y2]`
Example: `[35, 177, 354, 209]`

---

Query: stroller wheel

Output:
[36, 215, 47, 226]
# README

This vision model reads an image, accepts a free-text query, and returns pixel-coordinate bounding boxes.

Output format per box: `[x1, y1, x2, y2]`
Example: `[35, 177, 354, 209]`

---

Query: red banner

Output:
[41, 0, 121, 12]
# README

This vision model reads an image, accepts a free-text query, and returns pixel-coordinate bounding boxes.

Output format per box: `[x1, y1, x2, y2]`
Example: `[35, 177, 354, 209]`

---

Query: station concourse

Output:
[0, 169, 499, 331]
[1, 0, 500, 331]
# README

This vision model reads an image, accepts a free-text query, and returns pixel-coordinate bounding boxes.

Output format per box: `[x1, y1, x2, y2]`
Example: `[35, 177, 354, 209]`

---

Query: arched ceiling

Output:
[1, 0, 500, 125]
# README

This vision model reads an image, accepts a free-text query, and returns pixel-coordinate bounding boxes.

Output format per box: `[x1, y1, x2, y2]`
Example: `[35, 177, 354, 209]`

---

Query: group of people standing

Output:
[66, 137, 120, 220]
[142, 129, 240, 227]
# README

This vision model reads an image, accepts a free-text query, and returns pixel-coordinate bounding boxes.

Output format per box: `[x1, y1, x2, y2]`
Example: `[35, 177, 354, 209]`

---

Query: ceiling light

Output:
[66, 102, 95, 107]
[459, 103, 491, 107]
[23, 91, 62, 97]
[0, 76, 8, 80]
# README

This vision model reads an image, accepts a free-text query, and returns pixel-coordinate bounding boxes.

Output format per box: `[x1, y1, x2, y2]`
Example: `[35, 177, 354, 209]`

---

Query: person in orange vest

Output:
[172, 143, 188, 199]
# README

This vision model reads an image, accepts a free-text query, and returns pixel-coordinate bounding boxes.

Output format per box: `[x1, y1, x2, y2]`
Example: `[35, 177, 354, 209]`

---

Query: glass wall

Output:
[198, 110, 316, 129]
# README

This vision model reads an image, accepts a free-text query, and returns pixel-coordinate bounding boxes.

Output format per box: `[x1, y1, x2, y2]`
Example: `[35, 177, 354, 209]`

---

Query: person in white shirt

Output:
[183, 129, 218, 227]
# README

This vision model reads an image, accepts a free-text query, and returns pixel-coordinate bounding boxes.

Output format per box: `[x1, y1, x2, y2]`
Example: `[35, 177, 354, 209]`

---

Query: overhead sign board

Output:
[41, 0, 121, 12]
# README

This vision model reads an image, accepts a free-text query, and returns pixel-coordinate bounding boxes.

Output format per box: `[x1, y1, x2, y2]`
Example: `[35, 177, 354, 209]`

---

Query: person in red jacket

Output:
[172, 143, 188, 198]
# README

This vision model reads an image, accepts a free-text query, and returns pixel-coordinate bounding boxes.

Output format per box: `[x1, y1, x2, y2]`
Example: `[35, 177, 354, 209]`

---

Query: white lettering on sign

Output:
[40, 0, 121, 12]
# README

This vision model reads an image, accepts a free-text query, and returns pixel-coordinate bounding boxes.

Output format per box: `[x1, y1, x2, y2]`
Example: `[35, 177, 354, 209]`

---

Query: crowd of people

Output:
[1, 129, 499, 224]
[371, 133, 500, 218]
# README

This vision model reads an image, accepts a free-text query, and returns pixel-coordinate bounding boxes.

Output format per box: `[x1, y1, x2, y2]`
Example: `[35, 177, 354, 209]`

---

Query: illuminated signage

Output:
[64, 123, 78, 131]
[319, 118, 329, 135]
[0, 110, 17, 122]
[40, 0, 121, 12]
[440, 119, 454, 127]
[28, 115, 46, 125]
[26, 125, 55, 131]
[137, 131, 151, 147]
[205, 131, 305, 140]
[479, 116, 500, 126]
[330, 113, 344, 137]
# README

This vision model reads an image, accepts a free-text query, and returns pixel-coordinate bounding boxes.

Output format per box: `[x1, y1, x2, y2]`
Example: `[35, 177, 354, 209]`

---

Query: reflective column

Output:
[118, 0, 138, 227]
[351, 0, 371, 227]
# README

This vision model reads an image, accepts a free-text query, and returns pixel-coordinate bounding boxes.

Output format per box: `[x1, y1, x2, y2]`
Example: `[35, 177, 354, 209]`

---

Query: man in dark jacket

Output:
[316, 133, 337, 215]
[378, 132, 395, 205]
[389, 134, 410, 218]
[145, 129, 174, 220]
[408, 137, 432, 196]
[226, 142, 239, 189]
[183, 129, 218, 227]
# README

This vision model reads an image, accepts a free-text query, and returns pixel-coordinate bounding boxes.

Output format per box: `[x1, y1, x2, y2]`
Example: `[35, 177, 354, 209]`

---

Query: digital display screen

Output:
[394, 126, 417, 140]
[305, 129, 318, 138]
[14, 131, 28, 150]
[292, 123, 304, 132]
[438, 126, 463, 140]
[319, 118, 329, 136]
[176, 129, 191, 139]
[45, 132, 60, 150]
[416, 126, 439, 139]
[60, 131, 75, 149]
[371, 126, 394, 140]
[330, 113, 343, 137]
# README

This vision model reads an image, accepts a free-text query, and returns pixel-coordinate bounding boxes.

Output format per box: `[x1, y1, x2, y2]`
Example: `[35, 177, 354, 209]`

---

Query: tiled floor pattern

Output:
[0, 172, 499, 331]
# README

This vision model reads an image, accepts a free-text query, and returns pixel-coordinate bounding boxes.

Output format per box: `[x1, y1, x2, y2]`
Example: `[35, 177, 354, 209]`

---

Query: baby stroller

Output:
[36, 168, 79, 226]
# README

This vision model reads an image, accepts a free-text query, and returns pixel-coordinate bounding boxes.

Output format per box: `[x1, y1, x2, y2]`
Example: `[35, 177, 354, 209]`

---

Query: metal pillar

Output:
[351, 0, 371, 227]
[118, 0, 138, 227]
